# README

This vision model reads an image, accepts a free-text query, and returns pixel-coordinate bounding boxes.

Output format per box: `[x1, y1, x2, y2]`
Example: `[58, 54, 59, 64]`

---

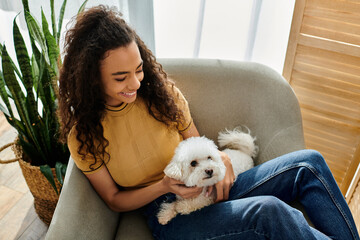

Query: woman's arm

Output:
[85, 122, 231, 212]
[85, 166, 203, 212]
[213, 151, 235, 202]
[85, 122, 203, 212]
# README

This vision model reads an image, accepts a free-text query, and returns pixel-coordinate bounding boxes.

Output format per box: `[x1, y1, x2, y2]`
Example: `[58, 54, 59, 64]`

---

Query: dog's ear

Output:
[164, 161, 183, 180]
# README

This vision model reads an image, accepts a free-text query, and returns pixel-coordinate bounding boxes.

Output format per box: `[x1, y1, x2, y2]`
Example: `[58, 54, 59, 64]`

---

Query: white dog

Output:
[157, 127, 257, 225]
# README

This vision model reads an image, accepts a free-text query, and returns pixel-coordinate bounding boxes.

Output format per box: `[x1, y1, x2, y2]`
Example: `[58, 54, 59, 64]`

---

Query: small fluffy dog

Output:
[157, 127, 257, 225]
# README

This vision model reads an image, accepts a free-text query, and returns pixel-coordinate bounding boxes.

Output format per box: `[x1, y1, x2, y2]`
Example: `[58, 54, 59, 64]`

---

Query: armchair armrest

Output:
[260, 122, 305, 165]
[46, 158, 120, 240]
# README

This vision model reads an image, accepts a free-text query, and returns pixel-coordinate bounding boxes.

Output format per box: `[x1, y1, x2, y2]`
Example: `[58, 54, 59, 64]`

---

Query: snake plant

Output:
[0, 0, 88, 194]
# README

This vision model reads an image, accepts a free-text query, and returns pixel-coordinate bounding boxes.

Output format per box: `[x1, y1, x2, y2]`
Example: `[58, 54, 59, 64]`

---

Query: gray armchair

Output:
[46, 59, 306, 239]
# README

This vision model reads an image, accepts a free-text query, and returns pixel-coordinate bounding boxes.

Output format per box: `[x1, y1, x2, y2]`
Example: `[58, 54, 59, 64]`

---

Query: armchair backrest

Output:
[160, 58, 305, 165]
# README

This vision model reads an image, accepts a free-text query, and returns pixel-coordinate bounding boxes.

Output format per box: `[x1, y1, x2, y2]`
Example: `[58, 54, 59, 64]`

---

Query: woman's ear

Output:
[164, 161, 183, 180]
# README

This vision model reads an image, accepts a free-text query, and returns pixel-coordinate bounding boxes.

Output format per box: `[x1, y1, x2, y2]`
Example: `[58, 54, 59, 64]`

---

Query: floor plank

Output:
[0, 191, 43, 240]
[0, 163, 29, 194]
[0, 113, 48, 239]
[15, 204, 47, 240]
[0, 186, 23, 219]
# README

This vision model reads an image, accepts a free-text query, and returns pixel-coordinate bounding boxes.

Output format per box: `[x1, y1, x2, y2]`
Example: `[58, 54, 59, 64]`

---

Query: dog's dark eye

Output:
[190, 160, 198, 167]
[207, 156, 212, 160]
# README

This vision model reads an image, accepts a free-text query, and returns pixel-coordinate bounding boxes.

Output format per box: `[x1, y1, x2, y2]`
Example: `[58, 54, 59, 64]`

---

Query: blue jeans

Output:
[145, 150, 360, 240]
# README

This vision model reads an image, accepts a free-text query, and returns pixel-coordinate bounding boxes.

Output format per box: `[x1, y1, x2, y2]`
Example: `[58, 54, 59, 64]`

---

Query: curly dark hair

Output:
[58, 5, 184, 167]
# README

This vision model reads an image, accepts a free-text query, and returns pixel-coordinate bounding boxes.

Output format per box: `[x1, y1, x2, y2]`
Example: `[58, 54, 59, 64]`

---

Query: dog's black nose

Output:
[205, 169, 213, 177]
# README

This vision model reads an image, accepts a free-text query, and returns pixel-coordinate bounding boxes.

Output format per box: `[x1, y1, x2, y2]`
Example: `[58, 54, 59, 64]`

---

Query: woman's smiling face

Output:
[100, 41, 144, 107]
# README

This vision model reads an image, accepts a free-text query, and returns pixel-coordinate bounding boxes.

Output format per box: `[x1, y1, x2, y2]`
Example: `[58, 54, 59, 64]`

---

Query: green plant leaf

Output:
[1, 43, 23, 82]
[5, 88, 13, 99]
[41, 9, 59, 74]
[13, 18, 33, 92]
[55, 161, 66, 185]
[24, 10, 49, 64]
[57, 0, 68, 45]
[37, 56, 54, 114]
[30, 41, 41, 70]
[13, 17, 38, 123]
[3, 116, 28, 144]
[40, 164, 59, 195]
[9, 116, 26, 137]
[1, 46, 44, 160]
[2, 46, 27, 124]
[18, 134, 43, 165]
[42, 109, 52, 155]
[50, 0, 57, 43]
[31, 54, 39, 97]
[0, 71, 14, 117]
[78, 0, 89, 14]
[21, 0, 30, 14]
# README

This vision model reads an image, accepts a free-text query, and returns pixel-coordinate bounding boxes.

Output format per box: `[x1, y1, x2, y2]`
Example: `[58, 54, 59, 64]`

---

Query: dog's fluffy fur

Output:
[157, 127, 257, 225]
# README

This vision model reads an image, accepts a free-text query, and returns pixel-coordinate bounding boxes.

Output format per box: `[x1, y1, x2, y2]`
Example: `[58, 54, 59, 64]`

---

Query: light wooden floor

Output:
[0, 113, 48, 240]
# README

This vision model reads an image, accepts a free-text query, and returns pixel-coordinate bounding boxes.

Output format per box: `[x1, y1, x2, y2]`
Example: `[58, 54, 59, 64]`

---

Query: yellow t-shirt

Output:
[68, 87, 192, 188]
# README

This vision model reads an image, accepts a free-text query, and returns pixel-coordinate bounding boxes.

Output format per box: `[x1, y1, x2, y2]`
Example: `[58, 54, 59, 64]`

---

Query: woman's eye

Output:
[115, 77, 126, 82]
[136, 69, 143, 73]
[190, 161, 197, 167]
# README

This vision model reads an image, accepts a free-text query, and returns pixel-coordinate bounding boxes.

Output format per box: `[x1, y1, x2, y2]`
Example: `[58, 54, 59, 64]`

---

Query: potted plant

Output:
[0, 0, 87, 225]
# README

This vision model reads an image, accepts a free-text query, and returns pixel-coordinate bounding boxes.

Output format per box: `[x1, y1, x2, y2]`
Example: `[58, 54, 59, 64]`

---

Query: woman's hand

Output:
[206, 151, 235, 203]
[161, 175, 203, 199]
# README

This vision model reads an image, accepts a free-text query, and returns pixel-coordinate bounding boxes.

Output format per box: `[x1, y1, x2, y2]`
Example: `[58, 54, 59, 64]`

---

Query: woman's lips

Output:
[118, 91, 136, 98]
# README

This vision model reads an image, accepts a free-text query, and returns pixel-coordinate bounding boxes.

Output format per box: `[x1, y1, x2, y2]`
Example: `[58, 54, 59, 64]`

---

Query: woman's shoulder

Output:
[163, 81, 186, 101]
[67, 125, 80, 150]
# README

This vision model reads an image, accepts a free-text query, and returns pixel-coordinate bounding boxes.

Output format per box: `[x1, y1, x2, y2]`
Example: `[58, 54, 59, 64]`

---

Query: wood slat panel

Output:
[293, 70, 360, 99]
[349, 178, 360, 231]
[302, 13, 360, 35]
[294, 56, 360, 87]
[301, 107, 360, 137]
[294, 83, 360, 120]
[304, 5, 360, 25]
[303, 127, 354, 161]
[304, 130, 355, 155]
[341, 143, 360, 193]
[283, 0, 307, 81]
[347, 147, 360, 202]
[293, 61, 360, 88]
[297, 44, 360, 68]
[303, 125, 356, 148]
[293, 53, 360, 94]
[301, 16, 360, 45]
[298, 33, 360, 58]
[283, 0, 360, 199]
[294, 85, 360, 126]
[306, 0, 360, 15]
[301, 105, 360, 133]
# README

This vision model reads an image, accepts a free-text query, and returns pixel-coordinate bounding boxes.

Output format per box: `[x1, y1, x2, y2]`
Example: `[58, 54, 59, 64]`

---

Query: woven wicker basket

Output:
[0, 141, 61, 225]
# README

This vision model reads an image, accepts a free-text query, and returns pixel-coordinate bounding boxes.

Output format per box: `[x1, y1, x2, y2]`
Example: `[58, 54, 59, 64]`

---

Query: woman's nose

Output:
[128, 74, 141, 90]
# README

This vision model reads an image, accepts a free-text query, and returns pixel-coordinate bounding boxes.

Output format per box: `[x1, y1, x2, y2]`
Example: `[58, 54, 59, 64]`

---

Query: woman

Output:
[58, 5, 359, 240]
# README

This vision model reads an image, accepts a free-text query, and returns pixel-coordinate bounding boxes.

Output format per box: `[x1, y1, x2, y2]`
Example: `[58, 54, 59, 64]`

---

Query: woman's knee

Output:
[296, 149, 328, 170]
[249, 196, 301, 220]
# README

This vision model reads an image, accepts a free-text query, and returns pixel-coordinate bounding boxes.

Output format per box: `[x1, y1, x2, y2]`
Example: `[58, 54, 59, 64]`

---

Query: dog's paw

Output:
[158, 213, 173, 225]
[157, 202, 177, 225]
